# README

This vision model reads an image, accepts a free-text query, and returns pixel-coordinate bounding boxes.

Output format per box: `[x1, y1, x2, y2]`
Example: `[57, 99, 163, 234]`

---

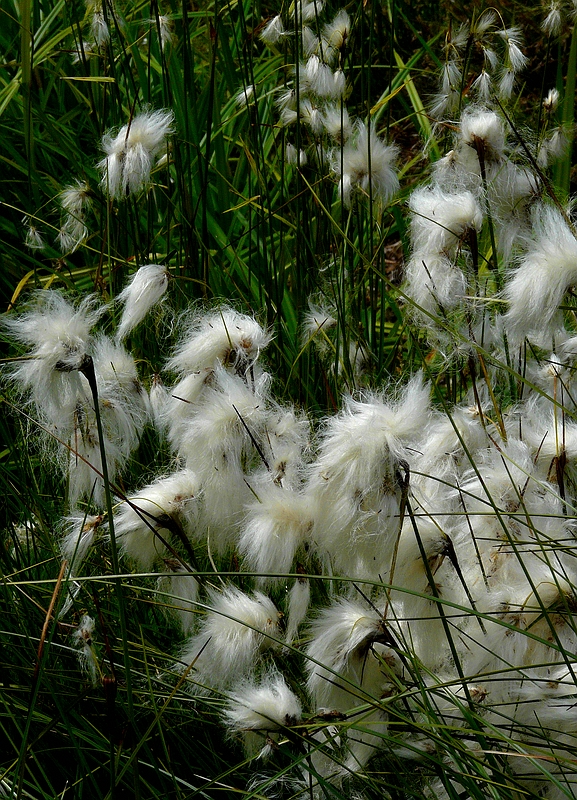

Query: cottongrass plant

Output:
[6, 257, 577, 798]
[4, 3, 577, 799]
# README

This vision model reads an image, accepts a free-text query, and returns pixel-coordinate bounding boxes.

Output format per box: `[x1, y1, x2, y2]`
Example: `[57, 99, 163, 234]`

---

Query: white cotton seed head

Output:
[93, 335, 144, 394]
[196, 461, 255, 552]
[260, 403, 311, 489]
[163, 369, 212, 452]
[238, 484, 315, 581]
[176, 365, 270, 471]
[235, 84, 255, 108]
[409, 186, 483, 255]
[115, 469, 200, 569]
[115, 264, 169, 341]
[279, 105, 299, 127]
[307, 373, 429, 570]
[179, 587, 281, 693]
[223, 670, 302, 731]
[298, 98, 324, 135]
[542, 2, 564, 36]
[404, 251, 466, 316]
[471, 70, 492, 102]
[393, 520, 452, 590]
[440, 60, 461, 95]
[260, 15, 285, 46]
[2, 291, 105, 427]
[24, 220, 45, 250]
[3, 290, 102, 371]
[157, 563, 199, 634]
[292, 0, 324, 23]
[60, 180, 92, 217]
[544, 87, 560, 113]
[311, 372, 429, 486]
[66, 431, 110, 508]
[481, 45, 499, 70]
[472, 9, 497, 35]
[301, 58, 345, 99]
[430, 89, 460, 120]
[322, 10, 350, 50]
[285, 578, 311, 644]
[322, 104, 352, 142]
[90, 8, 109, 45]
[285, 142, 307, 166]
[60, 512, 104, 573]
[93, 336, 149, 433]
[498, 27, 527, 72]
[539, 127, 569, 167]
[58, 216, 88, 253]
[498, 67, 516, 99]
[331, 121, 399, 207]
[305, 597, 400, 710]
[420, 404, 489, 474]
[459, 107, 506, 160]
[149, 373, 169, 430]
[276, 87, 296, 113]
[98, 109, 174, 199]
[167, 307, 271, 375]
[504, 204, 577, 342]
[156, 15, 174, 49]
[302, 302, 337, 350]
[73, 614, 99, 685]
[300, 24, 320, 57]
[90, 337, 150, 474]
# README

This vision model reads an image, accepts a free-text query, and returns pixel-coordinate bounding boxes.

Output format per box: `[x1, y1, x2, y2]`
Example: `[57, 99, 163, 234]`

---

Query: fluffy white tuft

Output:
[116, 264, 169, 341]
[167, 307, 271, 376]
[114, 469, 200, 570]
[330, 121, 399, 207]
[238, 483, 315, 581]
[98, 109, 174, 199]
[504, 204, 577, 342]
[178, 586, 281, 693]
[60, 512, 104, 573]
[459, 106, 506, 160]
[285, 578, 311, 644]
[222, 670, 302, 731]
[408, 186, 484, 255]
[305, 597, 402, 709]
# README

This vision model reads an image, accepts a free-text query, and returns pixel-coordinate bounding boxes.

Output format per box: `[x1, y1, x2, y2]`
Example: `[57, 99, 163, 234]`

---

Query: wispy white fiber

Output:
[504, 204, 577, 342]
[114, 469, 200, 569]
[238, 483, 315, 581]
[285, 578, 311, 644]
[307, 373, 430, 577]
[321, 10, 350, 51]
[330, 120, 399, 207]
[116, 264, 169, 341]
[291, 0, 324, 23]
[305, 597, 401, 710]
[2, 291, 104, 428]
[459, 106, 507, 160]
[57, 180, 92, 252]
[259, 15, 285, 46]
[179, 586, 281, 693]
[60, 512, 104, 573]
[156, 560, 199, 634]
[98, 108, 174, 199]
[223, 669, 302, 731]
[73, 614, 100, 685]
[409, 186, 483, 255]
[167, 307, 271, 376]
